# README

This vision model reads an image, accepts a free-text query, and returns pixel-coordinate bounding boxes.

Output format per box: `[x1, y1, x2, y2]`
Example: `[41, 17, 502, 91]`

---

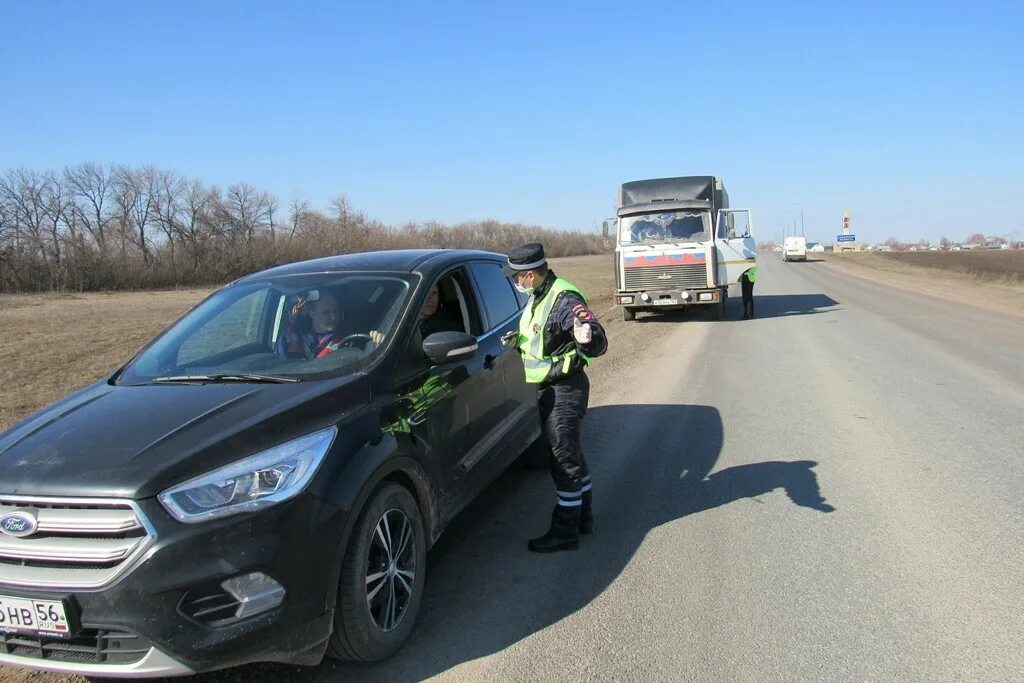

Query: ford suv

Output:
[0, 249, 540, 677]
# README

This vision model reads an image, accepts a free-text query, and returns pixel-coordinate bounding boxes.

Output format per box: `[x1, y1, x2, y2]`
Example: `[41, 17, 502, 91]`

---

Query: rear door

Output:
[715, 209, 757, 286]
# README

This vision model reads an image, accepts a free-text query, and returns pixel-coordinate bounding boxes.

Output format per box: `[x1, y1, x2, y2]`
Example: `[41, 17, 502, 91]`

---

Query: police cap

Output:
[501, 242, 547, 276]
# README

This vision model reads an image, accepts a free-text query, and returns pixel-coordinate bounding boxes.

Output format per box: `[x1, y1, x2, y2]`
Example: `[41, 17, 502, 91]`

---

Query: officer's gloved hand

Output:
[500, 330, 519, 349]
[573, 317, 592, 344]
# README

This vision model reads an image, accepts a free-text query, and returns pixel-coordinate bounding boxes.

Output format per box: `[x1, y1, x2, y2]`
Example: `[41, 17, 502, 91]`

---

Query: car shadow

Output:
[170, 404, 833, 683]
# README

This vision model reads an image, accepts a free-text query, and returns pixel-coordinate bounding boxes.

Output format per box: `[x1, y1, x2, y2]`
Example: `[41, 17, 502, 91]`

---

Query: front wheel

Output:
[328, 483, 426, 662]
[622, 306, 636, 322]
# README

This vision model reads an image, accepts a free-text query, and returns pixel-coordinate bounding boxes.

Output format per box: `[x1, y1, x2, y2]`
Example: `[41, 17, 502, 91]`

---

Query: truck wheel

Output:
[622, 307, 636, 322]
[328, 483, 426, 662]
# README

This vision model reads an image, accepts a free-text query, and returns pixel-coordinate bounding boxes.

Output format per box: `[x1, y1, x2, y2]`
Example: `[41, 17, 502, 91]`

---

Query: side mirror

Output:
[423, 331, 478, 365]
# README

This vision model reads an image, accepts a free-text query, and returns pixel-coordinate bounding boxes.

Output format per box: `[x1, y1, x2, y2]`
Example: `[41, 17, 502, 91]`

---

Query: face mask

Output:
[514, 274, 533, 294]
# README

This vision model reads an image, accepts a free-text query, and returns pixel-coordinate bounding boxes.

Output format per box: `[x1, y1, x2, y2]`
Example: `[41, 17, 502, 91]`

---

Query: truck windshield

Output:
[620, 211, 710, 245]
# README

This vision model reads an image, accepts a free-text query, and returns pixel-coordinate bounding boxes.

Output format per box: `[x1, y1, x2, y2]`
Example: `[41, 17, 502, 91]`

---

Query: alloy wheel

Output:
[365, 508, 416, 632]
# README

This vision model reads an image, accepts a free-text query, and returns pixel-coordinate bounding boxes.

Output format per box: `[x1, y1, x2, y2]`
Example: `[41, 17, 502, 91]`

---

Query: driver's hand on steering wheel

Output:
[369, 330, 385, 345]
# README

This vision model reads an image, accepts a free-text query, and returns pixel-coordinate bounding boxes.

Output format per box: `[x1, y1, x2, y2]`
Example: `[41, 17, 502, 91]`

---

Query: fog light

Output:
[698, 292, 713, 301]
[681, 291, 691, 300]
[641, 293, 651, 302]
[221, 572, 285, 619]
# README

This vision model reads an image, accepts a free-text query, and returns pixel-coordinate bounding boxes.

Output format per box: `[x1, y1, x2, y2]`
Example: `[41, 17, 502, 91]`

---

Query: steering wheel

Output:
[336, 333, 373, 349]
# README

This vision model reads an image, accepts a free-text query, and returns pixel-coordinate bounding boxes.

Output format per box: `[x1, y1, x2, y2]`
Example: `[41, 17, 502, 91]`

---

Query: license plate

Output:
[653, 299, 678, 306]
[0, 595, 71, 637]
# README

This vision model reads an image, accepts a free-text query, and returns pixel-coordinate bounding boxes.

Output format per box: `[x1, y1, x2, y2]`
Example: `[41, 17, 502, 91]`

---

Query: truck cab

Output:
[611, 176, 756, 321]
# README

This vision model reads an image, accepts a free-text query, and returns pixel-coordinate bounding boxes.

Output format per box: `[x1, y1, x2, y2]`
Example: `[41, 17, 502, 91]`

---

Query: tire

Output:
[622, 306, 636, 322]
[327, 482, 426, 662]
[519, 434, 550, 470]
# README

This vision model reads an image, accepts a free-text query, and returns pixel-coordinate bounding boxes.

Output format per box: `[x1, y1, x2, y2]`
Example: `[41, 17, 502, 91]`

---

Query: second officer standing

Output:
[502, 243, 608, 553]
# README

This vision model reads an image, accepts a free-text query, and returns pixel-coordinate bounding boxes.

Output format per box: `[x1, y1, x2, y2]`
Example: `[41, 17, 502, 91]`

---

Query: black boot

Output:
[528, 506, 580, 553]
[579, 490, 593, 535]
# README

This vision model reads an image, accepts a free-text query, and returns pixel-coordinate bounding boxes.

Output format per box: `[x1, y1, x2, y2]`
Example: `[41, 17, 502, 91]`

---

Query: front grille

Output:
[0, 627, 149, 665]
[624, 264, 708, 290]
[0, 496, 155, 589]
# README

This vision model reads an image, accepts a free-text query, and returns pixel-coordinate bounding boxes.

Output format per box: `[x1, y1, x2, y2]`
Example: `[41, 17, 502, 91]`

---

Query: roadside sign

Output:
[837, 234, 856, 243]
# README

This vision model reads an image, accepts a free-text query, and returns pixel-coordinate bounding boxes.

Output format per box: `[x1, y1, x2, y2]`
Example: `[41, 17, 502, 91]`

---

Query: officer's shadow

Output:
[219, 405, 833, 682]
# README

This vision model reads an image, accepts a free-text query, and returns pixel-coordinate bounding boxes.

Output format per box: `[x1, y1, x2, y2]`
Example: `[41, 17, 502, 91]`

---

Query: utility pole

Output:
[801, 210, 805, 237]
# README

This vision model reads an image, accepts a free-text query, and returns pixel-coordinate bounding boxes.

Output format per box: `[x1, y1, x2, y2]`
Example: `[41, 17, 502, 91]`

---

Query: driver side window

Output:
[394, 269, 479, 380]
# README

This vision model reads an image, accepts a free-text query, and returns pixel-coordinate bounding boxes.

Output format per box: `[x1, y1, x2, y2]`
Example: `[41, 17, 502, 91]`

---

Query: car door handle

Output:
[484, 354, 497, 370]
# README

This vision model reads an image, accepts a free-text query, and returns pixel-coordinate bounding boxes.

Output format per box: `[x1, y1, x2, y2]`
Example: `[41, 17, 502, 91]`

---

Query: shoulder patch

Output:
[572, 303, 594, 321]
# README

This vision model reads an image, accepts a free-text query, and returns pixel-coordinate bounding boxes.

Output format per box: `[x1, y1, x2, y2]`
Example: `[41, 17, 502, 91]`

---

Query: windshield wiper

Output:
[152, 373, 302, 384]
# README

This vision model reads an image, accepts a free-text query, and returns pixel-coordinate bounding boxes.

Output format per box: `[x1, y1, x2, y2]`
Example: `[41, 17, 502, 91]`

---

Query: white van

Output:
[783, 236, 807, 261]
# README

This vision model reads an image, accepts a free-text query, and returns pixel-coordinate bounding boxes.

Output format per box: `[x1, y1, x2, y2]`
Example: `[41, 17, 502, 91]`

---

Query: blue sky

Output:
[1, 1, 1021, 244]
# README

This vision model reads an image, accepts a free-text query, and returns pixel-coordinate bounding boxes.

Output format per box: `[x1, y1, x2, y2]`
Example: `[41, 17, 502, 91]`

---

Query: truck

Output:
[783, 236, 807, 262]
[610, 176, 756, 321]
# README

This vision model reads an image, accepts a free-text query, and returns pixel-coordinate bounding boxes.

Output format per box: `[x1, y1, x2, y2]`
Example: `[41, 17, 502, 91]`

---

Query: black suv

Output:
[0, 249, 541, 677]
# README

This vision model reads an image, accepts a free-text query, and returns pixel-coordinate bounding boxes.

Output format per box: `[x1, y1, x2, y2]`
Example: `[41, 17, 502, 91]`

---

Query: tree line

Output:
[0, 164, 607, 293]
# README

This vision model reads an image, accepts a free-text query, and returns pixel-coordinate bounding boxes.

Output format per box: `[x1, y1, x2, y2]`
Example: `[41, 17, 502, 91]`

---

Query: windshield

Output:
[118, 273, 414, 384]
[620, 211, 710, 245]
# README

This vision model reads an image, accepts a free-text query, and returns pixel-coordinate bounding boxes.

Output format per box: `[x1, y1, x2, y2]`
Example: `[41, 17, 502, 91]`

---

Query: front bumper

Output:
[615, 287, 721, 307]
[0, 639, 193, 678]
[0, 492, 344, 677]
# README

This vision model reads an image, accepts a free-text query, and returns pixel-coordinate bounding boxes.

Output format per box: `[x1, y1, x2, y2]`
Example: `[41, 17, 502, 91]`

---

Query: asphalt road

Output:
[10, 255, 1024, 682]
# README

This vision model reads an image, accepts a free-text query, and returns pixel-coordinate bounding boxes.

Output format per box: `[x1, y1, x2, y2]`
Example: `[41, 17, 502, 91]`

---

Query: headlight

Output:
[158, 426, 337, 523]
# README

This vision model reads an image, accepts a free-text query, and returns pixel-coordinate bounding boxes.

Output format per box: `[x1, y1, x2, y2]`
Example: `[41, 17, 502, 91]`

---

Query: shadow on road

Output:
[739, 293, 841, 319]
[169, 405, 833, 683]
[635, 293, 840, 323]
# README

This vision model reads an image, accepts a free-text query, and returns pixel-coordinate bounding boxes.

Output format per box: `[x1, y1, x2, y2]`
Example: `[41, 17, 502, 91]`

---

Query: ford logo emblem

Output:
[0, 511, 39, 538]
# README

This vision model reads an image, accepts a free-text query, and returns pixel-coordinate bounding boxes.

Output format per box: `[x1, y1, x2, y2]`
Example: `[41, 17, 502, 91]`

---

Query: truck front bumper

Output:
[615, 287, 721, 308]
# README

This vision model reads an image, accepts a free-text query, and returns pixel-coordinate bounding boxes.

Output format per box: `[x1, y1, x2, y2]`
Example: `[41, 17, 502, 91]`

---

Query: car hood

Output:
[0, 374, 372, 499]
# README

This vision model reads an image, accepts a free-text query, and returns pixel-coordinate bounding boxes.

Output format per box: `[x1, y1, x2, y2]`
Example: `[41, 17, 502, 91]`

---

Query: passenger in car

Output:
[418, 284, 464, 337]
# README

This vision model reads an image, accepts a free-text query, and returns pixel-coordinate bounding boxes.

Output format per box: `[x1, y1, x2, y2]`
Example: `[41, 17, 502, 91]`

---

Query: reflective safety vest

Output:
[746, 266, 757, 284]
[517, 278, 591, 384]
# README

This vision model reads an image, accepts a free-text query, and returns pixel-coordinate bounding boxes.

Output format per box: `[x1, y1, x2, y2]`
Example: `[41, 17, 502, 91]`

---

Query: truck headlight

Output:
[158, 426, 337, 523]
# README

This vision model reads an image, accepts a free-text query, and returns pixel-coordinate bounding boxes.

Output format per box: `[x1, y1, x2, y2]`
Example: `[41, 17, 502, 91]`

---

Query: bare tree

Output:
[65, 163, 113, 252]
[288, 195, 311, 240]
[1, 162, 609, 293]
[176, 179, 216, 274]
[153, 170, 184, 275]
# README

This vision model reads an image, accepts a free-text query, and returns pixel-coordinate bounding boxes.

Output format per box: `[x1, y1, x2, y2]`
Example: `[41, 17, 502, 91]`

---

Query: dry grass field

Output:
[821, 249, 1024, 316]
[863, 250, 1024, 286]
[0, 289, 212, 432]
[0, 257, 615, 434]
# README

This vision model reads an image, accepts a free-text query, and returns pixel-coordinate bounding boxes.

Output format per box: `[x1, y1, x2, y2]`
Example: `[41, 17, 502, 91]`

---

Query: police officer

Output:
[501, 243, 608, 553]
[740, 266, 757, 319]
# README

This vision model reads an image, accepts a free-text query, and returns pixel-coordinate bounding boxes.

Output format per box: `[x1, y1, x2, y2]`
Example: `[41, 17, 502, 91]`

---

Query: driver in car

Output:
[276, 291, 383, 360]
